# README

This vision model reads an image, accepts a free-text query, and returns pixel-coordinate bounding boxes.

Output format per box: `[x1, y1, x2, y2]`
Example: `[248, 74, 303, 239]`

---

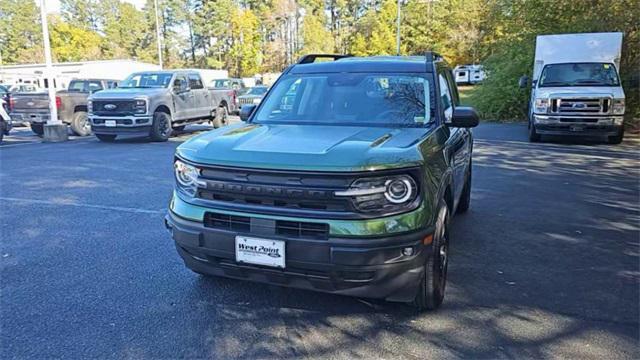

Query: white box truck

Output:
[520, 32, 625, 143]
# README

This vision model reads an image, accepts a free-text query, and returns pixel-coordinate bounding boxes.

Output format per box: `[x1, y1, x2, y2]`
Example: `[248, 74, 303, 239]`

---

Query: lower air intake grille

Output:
[204, 213, 250, 232]
[276, 220, 329, 240]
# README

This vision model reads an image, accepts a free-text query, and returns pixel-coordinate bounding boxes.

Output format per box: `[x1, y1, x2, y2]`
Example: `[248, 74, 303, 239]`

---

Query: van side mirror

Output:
[518, 75, 529, 89]
[448, 106, 479, 128]
[239, 104, 256, 122]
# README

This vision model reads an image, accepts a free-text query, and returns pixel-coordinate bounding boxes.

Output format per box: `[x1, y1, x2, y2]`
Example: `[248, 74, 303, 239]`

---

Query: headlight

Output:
[174, 159, 201, 196]
[87, 100, 93, 113]
[612, 99, 625, 114]
[252, 98, 262, 105]
[335, 175, 418, 213]
[534, 98, 549, 113]
[134, 99, 147, 114]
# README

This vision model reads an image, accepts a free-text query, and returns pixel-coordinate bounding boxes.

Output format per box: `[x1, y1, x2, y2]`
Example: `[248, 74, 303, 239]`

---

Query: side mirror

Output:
[518, 75, 529, 89]
[239, 104, 256, 122]
[448, 106, 479, 128]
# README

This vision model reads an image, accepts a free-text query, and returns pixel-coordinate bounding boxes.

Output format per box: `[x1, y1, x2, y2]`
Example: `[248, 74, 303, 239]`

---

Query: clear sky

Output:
[44, 0, 147, 13]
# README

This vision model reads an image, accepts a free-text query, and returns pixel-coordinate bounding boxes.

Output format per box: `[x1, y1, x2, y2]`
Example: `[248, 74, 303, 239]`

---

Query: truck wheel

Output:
[96, 134, 117, 142]
[608, 128, 624, 144]
[70, 111, 91, 136]
[528, 122, 541, 142]
[0, 122, 4, 143]
[413, 200, 449, 311]
[31, 123, 44, 137]
[150, 111, 172, 142]
[212, 106, 228, 128]
[456, 162, 472, 214]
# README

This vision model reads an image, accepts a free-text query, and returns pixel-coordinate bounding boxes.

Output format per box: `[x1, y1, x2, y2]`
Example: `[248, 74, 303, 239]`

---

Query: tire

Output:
[413, 201, 450, 311]
[70, 111, 91, 136]
[608, 128, 624, 144]
[31, 123, 44, 136]
[528, 121, 541, 142]
[457, 162, 472, 214]
[0, 122, 4, 144]
[149, 111, 172, 142]
[96, 134, 117, 142]
[212, 105, 228, 129]
[173, 125, 186, 132]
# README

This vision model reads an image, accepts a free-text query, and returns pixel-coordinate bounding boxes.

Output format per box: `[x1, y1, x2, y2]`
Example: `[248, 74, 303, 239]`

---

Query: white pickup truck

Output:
[520, 32, 625, 144]
[89, 70, 233, 142]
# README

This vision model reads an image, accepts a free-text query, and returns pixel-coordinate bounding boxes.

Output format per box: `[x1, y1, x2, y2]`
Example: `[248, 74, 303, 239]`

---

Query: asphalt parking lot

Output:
[1, 122, 639, 359]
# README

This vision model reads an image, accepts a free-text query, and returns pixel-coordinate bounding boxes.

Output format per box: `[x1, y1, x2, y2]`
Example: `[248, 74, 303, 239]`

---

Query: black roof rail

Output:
[296, 54, 352, 64]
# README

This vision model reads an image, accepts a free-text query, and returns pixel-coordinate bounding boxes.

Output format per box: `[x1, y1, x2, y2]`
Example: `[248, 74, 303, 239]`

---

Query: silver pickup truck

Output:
[89, 70, 232, 142]
[9, 79, 118, 136]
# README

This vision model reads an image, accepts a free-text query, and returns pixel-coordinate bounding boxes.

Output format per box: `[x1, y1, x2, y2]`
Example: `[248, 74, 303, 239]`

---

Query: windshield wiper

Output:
[541, 81, 571, 87]
[575, 80, 607, 85]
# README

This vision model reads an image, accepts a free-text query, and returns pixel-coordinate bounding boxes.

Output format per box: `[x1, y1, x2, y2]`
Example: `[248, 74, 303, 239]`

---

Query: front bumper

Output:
[533, 114, 623, 136]
[165, 209, 433, 303]
[90, 115, 153, 136]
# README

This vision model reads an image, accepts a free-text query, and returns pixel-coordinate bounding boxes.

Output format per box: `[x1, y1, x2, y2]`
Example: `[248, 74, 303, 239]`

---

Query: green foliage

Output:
[0, 0, 43, 64]
[49, 15, 102, 62]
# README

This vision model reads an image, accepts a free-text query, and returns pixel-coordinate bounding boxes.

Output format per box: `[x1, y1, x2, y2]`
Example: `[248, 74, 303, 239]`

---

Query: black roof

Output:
[290, 56, 436, 74]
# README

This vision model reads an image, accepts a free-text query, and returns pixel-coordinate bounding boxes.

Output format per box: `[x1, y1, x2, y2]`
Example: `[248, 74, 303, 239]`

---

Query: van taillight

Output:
[55, 96, 62, 109]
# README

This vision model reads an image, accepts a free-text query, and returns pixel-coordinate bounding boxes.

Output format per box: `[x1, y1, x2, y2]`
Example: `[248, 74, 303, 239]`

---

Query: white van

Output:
[520, 32, 625, 143]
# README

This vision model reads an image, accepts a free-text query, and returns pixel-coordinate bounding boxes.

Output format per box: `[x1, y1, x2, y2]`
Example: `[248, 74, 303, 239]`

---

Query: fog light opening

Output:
[423, 234, 434, 245]
[402, 247, 414, 256]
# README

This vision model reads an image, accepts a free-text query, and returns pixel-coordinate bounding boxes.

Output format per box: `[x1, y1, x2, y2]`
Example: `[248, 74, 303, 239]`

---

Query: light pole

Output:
[154, 0, 163, 69]
[40, 0, 66, 142]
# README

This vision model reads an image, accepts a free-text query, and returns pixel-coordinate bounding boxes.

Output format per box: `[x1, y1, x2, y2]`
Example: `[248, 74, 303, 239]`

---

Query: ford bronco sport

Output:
[165, 53, 479, 310]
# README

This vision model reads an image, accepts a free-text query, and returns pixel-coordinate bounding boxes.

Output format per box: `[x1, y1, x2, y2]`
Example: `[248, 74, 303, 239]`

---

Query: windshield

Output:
[539, 63, 620, 87]
[246, 87, 267, 96]
[253, 73, 433, 127]
[120, 73, 173, 88]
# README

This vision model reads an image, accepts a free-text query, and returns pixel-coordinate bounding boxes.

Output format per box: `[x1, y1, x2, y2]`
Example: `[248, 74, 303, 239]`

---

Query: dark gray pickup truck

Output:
[9, 79, 118, 136]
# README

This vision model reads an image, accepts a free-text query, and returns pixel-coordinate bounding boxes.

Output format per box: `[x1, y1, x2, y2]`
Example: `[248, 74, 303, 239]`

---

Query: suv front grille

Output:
[275, 221, 329, 239]
[196, 166, 356, 216]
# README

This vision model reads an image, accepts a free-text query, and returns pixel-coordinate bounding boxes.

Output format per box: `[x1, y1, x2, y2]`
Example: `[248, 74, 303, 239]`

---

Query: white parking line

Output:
[0, 197, 165, 214]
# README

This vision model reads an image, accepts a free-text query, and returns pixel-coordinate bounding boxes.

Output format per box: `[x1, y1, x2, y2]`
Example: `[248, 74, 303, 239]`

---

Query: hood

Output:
[89, 87, 167, 99]
[177, 123, 437, 172]
[535, 86, 625, 99]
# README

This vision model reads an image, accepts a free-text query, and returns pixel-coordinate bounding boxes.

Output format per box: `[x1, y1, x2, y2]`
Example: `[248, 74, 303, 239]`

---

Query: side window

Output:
[438, 73, 453, 121]
[188, 74, 204, 90]
[88, 81, 103, 92]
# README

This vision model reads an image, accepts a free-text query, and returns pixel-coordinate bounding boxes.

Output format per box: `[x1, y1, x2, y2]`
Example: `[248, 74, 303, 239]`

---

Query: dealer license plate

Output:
[105, 120, 116, 127]
[235, 236, 285, 268]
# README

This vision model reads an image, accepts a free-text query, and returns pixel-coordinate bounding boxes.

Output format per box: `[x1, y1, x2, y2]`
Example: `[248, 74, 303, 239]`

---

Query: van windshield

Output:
[539, 63, 620, 87]
[253, 73, 434, 127]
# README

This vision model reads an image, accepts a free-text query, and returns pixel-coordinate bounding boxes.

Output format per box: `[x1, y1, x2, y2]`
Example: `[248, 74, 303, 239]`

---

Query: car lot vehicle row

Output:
[8, 79, 118, 137]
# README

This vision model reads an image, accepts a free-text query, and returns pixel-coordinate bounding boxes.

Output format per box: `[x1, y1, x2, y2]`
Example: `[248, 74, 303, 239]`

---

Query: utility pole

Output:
[396, 0, 402, 55]
[154, 0, 163, 69]
[40, 0, 66, 142]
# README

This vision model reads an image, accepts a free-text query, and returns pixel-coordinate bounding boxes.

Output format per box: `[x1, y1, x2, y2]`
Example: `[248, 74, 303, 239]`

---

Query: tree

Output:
[0, 0, 43, 64]
[49, 15, 102, 62]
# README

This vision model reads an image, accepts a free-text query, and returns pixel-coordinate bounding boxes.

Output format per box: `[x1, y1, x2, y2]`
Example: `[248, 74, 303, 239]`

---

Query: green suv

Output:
[165, 53, 479, 310]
